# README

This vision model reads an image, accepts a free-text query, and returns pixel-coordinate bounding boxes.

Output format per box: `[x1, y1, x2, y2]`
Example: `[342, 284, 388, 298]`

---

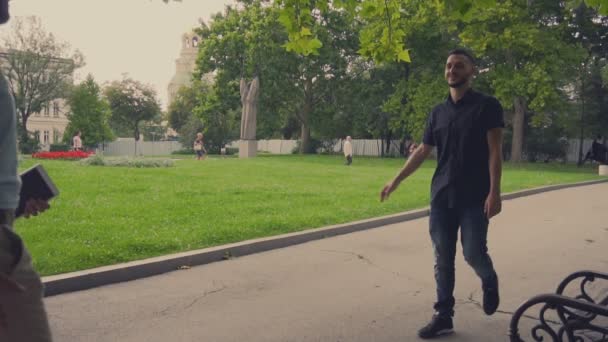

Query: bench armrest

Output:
[509, 293, 608, 342]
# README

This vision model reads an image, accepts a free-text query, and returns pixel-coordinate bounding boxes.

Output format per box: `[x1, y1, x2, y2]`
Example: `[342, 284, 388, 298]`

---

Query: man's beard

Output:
[448, 78, 469, 88]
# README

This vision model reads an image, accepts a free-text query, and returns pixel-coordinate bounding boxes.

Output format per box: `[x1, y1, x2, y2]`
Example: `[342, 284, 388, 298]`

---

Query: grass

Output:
[15, 155, 602, 276]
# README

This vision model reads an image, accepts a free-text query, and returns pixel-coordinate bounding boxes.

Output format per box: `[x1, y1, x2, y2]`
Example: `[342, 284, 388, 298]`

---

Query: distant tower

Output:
[167, 31, 201, 107]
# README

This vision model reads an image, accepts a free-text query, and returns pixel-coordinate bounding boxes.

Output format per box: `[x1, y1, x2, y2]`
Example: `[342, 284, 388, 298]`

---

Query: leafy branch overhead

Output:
[276, 0, 608, 63]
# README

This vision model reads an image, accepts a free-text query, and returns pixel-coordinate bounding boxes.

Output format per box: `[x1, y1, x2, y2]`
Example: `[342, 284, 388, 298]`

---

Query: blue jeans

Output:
[429, 205, 497, 317]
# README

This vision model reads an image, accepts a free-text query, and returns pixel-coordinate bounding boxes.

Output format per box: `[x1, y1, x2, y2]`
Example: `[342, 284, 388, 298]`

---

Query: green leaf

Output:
[398, 49, 411, 63]
[300, 27, 312, 37]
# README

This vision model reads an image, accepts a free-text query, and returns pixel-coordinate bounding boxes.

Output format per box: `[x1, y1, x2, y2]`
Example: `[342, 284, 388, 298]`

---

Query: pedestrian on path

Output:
[380, 49, 504, 339]
[0, 1, 54, 340]
[344, 136, 353, 165]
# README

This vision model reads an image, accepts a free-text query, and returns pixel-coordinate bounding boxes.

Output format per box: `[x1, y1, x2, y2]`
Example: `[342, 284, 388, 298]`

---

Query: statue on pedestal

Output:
[240, 76, 259, 140]
[239, 76, 259, 158]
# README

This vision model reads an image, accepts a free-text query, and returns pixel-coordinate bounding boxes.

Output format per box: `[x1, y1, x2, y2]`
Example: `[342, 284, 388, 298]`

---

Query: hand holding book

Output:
[22, 199, 50, 218]
[15, 164, 59, 219]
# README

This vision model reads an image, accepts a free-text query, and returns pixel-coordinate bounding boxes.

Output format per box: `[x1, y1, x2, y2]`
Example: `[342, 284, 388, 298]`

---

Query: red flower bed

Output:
[32, 151, 94, 160]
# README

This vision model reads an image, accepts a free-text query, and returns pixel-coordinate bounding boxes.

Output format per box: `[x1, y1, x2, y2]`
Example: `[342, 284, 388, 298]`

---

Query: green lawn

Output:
[15, 155, 602, 276]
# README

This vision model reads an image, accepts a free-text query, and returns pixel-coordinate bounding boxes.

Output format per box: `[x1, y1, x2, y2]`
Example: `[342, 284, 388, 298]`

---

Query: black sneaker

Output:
[418, 314, 454, 339]
[483, 281, 500, 315]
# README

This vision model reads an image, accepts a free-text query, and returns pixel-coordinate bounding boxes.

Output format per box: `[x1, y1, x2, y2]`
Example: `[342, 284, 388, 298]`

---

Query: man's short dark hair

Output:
[448, 49, 476, 65]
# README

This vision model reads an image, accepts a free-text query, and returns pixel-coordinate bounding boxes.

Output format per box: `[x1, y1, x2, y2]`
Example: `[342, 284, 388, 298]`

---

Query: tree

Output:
[562, 3, 608, 163]
[197, 1, 371, 154]
[195, 82, 241, 153]
[178, 114, 205, 152]
[458, 1, 585, 162]
[1, 16, 84, 151]
[380, 0, 460, 144]
[169, 81, 220, 153]
[63, 75, 113, 147]
[104, 77, 161, 150]
[275, 1, 607, 161]
[276, 0, 608, 62]
[167, 83, 203, 133]
[195, 1, 302, 147]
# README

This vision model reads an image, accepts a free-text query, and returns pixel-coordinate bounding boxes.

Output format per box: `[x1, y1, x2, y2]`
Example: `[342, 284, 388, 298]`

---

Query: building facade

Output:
[27, 99, 70, 150]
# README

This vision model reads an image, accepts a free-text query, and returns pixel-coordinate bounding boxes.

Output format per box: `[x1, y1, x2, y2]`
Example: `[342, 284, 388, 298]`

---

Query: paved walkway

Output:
[45, 183, 608, 342]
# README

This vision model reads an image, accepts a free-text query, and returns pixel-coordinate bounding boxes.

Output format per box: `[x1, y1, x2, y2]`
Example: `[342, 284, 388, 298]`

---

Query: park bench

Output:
[509, 270, 608, 341]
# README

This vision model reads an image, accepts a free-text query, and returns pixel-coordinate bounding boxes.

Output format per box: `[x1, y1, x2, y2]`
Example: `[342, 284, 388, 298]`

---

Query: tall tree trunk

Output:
[300, 123, 311, 154]
[299, 77, 313, 154]
[385, 130, 392, 155]
[19, 111, 29, 141]
[134, 123, 140, 156]
[510, 96, 526, 162]
[577, 78, 586, 166]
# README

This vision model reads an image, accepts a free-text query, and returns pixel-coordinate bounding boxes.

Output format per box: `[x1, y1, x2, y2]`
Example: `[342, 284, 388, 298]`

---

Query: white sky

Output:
[0, 0, 236, 109]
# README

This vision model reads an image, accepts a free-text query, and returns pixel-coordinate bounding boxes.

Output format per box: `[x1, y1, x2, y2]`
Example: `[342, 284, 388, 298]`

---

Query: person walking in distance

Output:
[72, 131, 82, 151]
[0, 1, 54, 340]
[193, 132, 207, 161]
[343, 136, 353, 165]
[380, 49, 504, 339]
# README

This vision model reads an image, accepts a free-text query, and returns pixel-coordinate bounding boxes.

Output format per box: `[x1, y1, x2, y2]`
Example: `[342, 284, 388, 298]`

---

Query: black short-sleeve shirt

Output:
[422, 89, 504, 208]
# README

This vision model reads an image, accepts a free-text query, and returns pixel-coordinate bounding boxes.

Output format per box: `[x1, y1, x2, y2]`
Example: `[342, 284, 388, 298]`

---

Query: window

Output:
[192, 37, 199, 47]
[53, 101, 60, 117]
[53, 129, 61, 143]
[34, 131, 40, 143]
[43, 130, 49, 144]
[44, 104, 50, 117]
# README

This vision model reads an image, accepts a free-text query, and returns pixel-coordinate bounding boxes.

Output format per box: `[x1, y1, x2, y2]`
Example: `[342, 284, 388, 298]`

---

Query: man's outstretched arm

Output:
[380, 144, 433, 202]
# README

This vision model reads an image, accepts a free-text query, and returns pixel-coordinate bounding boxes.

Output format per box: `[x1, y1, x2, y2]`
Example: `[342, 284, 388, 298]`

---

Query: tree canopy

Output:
[165, 0, 607, 161]
[63, 75, 114, 147]
[104, 77, 161, 142]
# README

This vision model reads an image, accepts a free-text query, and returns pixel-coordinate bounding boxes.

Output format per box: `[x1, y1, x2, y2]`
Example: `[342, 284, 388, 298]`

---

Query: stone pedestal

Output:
[239, 140, 257, 158]
[599, 164, 608, 176]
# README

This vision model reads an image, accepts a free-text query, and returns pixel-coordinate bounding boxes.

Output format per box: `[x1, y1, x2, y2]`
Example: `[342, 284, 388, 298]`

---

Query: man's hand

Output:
[484, 192, 502, 219]
[380, 180, 399, 202]
[23, 199, 50, 218]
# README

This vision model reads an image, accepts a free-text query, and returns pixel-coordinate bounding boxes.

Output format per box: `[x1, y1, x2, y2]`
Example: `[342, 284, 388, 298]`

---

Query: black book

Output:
[15, 164, 59, 218]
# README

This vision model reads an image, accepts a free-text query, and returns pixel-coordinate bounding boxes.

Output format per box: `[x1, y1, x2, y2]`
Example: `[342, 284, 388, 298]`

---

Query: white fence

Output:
[566, 139, 594, 163]
[256, 138, 596, 160]
[335, 139, 401, 156]
[95, 137, 600, 161]
[228, 139, 402, 156]
[256, 140, 298, 154]
[97, 141, 184, 156]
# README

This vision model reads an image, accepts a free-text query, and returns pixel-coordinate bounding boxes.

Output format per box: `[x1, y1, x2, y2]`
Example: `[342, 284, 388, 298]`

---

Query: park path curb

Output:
[42, 178, 608, 297]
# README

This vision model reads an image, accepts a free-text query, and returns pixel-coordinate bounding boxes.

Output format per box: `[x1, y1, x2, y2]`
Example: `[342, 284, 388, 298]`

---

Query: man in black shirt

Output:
[381, 49, 504, 339]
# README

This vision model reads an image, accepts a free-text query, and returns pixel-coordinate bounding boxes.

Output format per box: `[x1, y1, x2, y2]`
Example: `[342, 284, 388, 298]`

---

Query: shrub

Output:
[80, 156, 174, 168]
[292, 138, 322, 154]
[50, 144, 71, 152]
[19, 138, 40, 154]
[225, 147, 239, 155]
[171, 148, 195, 155]
[80, 154, 105, 166]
